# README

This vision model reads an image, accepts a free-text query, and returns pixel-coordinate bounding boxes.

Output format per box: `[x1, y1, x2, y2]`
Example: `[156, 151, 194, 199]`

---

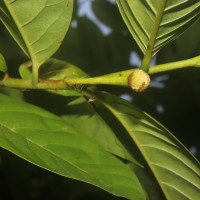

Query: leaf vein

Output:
[20, 5, 46, 28]
[46, 0, 65, 7]
[165, 0, 195, 12]
[151, 162, 200, 190]
[141, 144, 200, 176]
[30, 10, 65, 46]
[132, 130, 179, 148]
[161, 181, 194, 199]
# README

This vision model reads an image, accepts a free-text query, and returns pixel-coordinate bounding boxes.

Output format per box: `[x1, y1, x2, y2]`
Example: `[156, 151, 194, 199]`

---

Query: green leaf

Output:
[39, 58, 141, 165]
[0, 53, 7, 72]
[19, 61, 32, 79]
[116, 0, 200, 55]
[39, 58, 90, 96]
[62, 96, 141, 166]
[40, 58, 89, 80]
[0, 1, 29, 56]
[0, 93, 145, 200]
[97, 92, 200, 200]
[0, 0, 73, 81]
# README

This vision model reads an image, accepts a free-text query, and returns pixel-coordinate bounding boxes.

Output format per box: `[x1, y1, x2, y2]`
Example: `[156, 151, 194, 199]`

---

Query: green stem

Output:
[149, 55, 200, 74]
[141, 0, 166, 72]
[116, 55, 200, 76]
[0, 56, 199, 90]
[0, 76, 68, 90]
[32, 63, 38, 86]
[64, 71, 129, 87]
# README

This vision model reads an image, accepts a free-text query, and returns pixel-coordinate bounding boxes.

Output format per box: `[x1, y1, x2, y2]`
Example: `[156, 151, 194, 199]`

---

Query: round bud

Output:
[128, 69, 150, 92]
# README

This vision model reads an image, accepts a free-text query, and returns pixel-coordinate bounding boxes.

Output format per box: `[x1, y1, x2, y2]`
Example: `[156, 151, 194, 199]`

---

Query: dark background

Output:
[0, 1, 200, 199]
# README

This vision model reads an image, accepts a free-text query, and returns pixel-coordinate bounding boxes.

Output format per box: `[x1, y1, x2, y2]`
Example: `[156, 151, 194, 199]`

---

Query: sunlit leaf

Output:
[0, 1, 29, 55]
[97, 92, 200, 200]
[0, 93, 145, 200]
[116, 0, 200, 55]
[0, 0, 73, 72]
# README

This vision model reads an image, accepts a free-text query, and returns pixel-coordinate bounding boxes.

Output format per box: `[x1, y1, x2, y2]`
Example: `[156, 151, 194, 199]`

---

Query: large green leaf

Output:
[62, 96, 140, 165]
[0, 0, 73, 70]
[0, 93, 145, 200]
[97, 92, 200, 200]
[0, 1, 28, 55]
[116, 0, 200, 55]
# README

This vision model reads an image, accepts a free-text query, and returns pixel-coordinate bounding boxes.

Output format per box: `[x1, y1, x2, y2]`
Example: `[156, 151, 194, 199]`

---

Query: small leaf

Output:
[0, 0, 73, 81]
[0, 93, 145, 200]
[97, 92, 200, 200]
[39, 58, 89, 96]
[19, 61, 32, 79]
[40, 58, 89, 80]
[116, 0, 200, 55]
[0, 53, 7, 72]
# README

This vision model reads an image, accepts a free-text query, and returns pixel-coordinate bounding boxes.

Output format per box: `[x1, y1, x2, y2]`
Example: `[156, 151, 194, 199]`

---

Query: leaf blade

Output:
[0, 93, 145, 200]
[97, 92, 200, 200]
[0, 1, 29, 55]
[1, 0, 73, 69]
[38, 58, 141, 165]
[62, 96, 140, 165]
[116, 0, 200, 55]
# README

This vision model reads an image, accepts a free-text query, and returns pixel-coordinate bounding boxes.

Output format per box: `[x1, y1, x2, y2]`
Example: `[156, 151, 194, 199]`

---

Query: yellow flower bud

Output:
[128, 69, 150, 92]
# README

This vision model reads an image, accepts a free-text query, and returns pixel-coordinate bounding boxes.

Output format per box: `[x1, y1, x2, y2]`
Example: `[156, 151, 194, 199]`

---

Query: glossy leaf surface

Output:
[0, 93, 145, 200]
[97, 92, 200, 200]
[116, 0, 200, 55]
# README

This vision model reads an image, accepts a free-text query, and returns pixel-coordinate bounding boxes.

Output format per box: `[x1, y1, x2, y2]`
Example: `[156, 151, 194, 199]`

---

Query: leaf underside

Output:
[116, 0, 200, 55]
[0, 94, 145, 200]
[97, 92, 200, 200]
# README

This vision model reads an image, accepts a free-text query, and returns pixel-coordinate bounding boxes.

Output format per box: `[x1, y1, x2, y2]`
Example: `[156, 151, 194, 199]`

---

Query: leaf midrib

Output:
[4, 0, 32, 58]
[98, 93, 200, 200]
[141, 0, 167, 71]
[0, 1, 29, 55]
